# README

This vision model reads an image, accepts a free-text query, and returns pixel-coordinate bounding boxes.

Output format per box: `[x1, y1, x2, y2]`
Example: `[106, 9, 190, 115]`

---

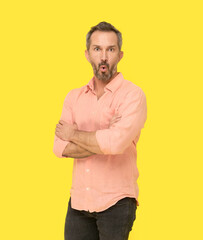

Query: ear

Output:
[119, 51, 124, 62]
[85, 49, 90, 63]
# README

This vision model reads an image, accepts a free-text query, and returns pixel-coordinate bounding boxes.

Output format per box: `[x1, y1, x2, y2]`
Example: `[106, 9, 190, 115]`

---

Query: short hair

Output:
[86, 21, 122, 51]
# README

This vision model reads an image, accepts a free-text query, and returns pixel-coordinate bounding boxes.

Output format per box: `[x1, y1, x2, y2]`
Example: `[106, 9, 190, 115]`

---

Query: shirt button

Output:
[86, 169, 90, 172]
[86, 187, 90, 191]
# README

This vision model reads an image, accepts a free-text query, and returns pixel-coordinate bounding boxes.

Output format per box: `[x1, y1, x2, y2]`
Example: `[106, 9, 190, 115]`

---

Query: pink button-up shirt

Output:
[53, 73, 147, 212]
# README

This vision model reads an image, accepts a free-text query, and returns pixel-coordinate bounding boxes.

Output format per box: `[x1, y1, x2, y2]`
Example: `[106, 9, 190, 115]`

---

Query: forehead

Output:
[90, 31, 118, 47]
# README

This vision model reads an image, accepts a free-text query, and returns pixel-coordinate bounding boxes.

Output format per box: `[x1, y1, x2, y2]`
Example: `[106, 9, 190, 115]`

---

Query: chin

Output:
[98, 74, 112, 82]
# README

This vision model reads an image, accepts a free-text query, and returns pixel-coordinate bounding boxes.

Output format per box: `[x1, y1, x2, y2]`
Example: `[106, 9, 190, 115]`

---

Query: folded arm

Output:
[55, 87, 147, 156]
[62, 142, 96, 158]
[70, 130, 103, 154]
[55, 121, 103, 155]
[95, 88, 147, 154]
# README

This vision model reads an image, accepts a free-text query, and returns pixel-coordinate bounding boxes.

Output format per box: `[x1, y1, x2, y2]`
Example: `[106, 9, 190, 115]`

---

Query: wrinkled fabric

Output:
[53, 73, 147, 212]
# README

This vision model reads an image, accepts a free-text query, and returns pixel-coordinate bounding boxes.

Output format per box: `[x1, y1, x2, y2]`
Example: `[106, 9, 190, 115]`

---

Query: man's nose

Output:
[101, 50, 108, 62]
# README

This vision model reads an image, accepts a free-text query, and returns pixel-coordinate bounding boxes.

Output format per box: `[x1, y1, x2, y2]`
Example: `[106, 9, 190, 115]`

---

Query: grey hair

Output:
[86, 21, 122, 51]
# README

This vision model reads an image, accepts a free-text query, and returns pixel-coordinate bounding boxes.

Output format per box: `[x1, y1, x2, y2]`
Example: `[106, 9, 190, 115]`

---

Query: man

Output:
[54, 21, 147, 240]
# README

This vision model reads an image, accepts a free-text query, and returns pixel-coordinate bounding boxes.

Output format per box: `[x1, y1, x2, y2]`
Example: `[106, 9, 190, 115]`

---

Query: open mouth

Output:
[100, 65, 108, 72]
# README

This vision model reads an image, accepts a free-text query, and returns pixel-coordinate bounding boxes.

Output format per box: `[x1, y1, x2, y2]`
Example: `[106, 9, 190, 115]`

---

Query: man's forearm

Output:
[62, 142, 96, 158]
[70, 130, 103, 154]
[55, 120, 103, 155]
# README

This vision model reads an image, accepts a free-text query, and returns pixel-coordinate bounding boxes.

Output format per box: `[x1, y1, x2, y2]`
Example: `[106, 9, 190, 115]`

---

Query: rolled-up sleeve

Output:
[96, 88, 147, 155]
[53, 90, 74, 158]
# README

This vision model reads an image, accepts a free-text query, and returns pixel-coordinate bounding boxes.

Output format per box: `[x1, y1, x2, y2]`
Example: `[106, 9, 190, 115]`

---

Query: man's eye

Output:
[94, 47, 100, 51]
[109, 48, 114, 52]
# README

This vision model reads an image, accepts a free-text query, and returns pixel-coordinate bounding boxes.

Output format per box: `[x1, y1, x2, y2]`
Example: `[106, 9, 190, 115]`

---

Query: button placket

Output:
[84, 159, 91, 193]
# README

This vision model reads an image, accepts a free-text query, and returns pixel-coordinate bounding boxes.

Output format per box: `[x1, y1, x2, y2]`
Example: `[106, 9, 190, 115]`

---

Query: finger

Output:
[59, 120, 66, 125]
[55, 130, 62, 136]
[55, 126, 62, 131]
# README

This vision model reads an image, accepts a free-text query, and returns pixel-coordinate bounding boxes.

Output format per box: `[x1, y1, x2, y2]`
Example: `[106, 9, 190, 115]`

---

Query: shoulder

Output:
[64, 85, 86, 100]
[121, 79, 146, 100]
[63, 86, 86, 106]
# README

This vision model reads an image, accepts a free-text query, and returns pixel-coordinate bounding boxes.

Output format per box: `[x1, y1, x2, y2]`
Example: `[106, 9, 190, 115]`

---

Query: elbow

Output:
[53, 137, 69, 158]
[53, 145, 66, 158]
[110, 142, 128, 155]
[109, 131, 140, 155]
[53, 148, 63, 158]
[96, 130, 129, 155]
[109, 130, 132, 155]
[102, 139, 129, 155]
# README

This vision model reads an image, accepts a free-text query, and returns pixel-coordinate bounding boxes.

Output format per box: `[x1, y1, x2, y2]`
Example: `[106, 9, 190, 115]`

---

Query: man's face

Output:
[85, 31, 123, 83]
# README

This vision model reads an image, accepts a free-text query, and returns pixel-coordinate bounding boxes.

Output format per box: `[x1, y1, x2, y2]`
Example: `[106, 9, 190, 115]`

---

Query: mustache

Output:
[98, 62, 109, 68]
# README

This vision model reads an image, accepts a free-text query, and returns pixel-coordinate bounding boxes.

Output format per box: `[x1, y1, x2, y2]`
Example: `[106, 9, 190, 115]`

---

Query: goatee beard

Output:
[92, 62, 116, 83]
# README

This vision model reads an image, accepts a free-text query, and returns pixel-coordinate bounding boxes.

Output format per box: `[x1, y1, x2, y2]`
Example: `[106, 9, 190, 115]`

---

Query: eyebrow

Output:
[92, 45, 117, 48]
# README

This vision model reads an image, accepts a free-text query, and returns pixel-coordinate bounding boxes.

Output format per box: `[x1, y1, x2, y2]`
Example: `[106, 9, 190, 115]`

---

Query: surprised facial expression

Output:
[85, 31, 123, 83]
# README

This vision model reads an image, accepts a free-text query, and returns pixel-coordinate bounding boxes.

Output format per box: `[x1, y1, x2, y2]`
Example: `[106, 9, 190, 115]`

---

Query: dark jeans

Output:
[64, 197, 137, 240]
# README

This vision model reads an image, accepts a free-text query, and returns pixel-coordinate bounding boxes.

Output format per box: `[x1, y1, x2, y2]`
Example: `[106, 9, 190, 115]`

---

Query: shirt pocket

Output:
[99, 106, 115, 129]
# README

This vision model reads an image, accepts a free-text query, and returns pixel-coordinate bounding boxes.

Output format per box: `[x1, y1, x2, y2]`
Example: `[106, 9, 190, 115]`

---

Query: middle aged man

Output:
[54, 21, 147, 240]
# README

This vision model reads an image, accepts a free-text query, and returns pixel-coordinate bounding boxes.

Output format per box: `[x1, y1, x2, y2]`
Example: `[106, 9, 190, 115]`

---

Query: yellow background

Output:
[1, 0, 202, 239]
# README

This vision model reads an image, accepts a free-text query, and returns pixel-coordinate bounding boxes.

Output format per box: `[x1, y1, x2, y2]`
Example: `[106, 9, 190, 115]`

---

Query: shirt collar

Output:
[85, 72, 124, 94]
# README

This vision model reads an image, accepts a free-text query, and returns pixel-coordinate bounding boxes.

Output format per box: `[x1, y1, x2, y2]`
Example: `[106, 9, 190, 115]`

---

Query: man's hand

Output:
[55, 120, 77, 141]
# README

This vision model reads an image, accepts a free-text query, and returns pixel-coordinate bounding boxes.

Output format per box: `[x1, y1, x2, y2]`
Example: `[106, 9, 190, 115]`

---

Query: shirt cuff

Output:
[53, 138, 70, 158]
[96, 129, 111, 155]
